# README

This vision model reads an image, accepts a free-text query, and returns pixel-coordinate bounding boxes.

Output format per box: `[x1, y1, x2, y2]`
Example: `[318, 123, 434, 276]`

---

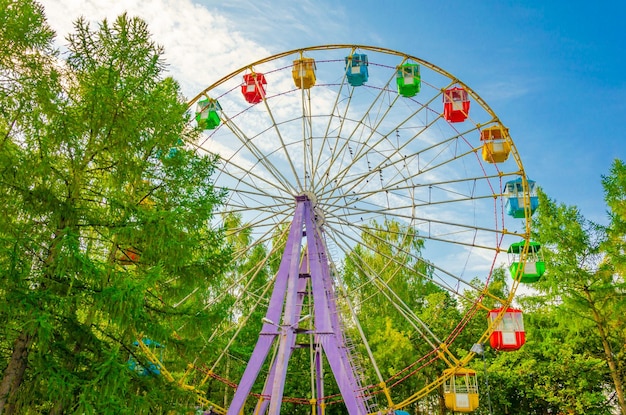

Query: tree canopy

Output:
[479, 160, 626, 415]
[0, 1, 230, 413]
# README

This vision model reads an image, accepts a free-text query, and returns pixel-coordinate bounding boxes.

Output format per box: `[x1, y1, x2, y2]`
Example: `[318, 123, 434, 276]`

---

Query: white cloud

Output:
[39, 0, 273, 99]
[39, 0, 360, 101]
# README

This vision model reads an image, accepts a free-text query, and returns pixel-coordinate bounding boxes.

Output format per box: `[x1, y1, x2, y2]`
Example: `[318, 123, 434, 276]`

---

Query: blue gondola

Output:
[505, 178, 539, 218]
[127, 338, 164, 376]
[345, 53, 368, 86]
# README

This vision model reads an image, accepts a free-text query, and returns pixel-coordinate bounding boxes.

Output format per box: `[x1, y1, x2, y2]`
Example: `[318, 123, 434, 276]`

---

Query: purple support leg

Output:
[303, 201, 367, 415]
[226, 195, 367, 415]
[226, 200, 305, 415]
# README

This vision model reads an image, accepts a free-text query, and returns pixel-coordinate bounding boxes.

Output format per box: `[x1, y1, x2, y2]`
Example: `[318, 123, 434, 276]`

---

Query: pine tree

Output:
[0, 3, 230, 413]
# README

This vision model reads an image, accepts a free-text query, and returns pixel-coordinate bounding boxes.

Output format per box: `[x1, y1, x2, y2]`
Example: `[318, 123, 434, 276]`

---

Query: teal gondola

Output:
[505, 178, 539, 218]
[127, 338, 164, 376]
[345, 53, 368, 86]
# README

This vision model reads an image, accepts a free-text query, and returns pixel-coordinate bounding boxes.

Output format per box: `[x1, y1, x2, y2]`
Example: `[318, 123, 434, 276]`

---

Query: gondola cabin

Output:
[157, 138, 184, 160]
[505, 178, 539, 218]
[443, 87, 470, 122]
[292, 57, 316, 89]
[345, 53, 368, 86]
[117, 247, 140, 265]
[242, 72, 267, 104]
[195, 98, 222, 130]
[396, 63, 421, 97]
[116, 184, 154, 265]
[480, 125, 511, 163]
[489, 307, 526, 351]
[127, 338, 163, 376]
[443, 368, 479, 412]
[508, 241, 545, 283]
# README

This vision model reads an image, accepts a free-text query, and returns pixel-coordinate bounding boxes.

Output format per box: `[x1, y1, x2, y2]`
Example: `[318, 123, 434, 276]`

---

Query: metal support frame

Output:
[226, 195, 367, 415]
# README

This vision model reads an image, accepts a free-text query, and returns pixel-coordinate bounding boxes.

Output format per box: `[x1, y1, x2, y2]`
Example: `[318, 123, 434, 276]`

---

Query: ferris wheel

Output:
[141, 45, 543, 414]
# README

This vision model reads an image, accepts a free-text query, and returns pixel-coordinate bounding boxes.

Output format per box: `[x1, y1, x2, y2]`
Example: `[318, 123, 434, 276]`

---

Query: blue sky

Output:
[40, 0, 626, 225]
[205, 0, 626, 225]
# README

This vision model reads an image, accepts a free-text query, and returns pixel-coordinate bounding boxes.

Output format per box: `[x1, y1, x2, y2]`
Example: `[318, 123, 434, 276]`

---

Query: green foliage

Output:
[503, 170, 626, 414]
[0, 3, 230, 413]
[602, 159, 626, 278]
[482, 306, 613, 415]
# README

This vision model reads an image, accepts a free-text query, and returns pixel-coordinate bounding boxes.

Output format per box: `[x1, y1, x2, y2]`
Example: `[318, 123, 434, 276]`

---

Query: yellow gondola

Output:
[292, 57, 316, 89]
[480, 125, 511, 163]
[443, 368, 479, 412]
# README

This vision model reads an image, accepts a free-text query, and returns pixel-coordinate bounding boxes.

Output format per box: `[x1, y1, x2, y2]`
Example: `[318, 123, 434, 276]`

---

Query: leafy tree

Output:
[528, 184, 626, 414]
[0, 1, 61, 412]
[0, 3, 230, 413]
[602, 159, 626, 278]
[600, 159, 626, 412]
[483, 301, 613, 415]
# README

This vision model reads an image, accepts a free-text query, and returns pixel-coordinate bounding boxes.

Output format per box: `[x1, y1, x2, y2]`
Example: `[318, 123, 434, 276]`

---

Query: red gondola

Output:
[117, 247, 140, 265]
[488, 307, 525, 351]
[443, 87, 470, 122]
[241, 72, 267, 104]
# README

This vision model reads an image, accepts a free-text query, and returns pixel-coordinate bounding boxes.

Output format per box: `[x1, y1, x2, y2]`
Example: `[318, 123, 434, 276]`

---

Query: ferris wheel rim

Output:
[189, 45, 495, 121]
[173, 44, 535, 413]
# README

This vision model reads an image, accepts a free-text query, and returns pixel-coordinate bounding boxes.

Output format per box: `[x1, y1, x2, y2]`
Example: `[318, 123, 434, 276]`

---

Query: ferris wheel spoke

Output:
[220, 192, 292, 217]
[320, 171, 505, 215]
[301, 89, 318, 191]
[380, 171, 510, 200]
[323, 191, 500, 226]
[315, 126, 483, 211]
[329, 228, 444, 351]
[313, 68, 404, 197]
[206, 279, 274, 372]
[261, 94, 306, 191]
[223, 213, 289, 246]
[325, 223, 503, 355]
[326, 213, 491, 294]
[317, 77, 450, 200]
[378, 173, 507, 202]
[327, 207, 504, 253]
[221, 114, 299, 195]
[311, 77, 353, 189]
[199, 228, 291, 367]
[321, 184, 508, 248]
[176, 251, 274, 348]
[198, 145, 295, 202]
[323, 218, 497, 369]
